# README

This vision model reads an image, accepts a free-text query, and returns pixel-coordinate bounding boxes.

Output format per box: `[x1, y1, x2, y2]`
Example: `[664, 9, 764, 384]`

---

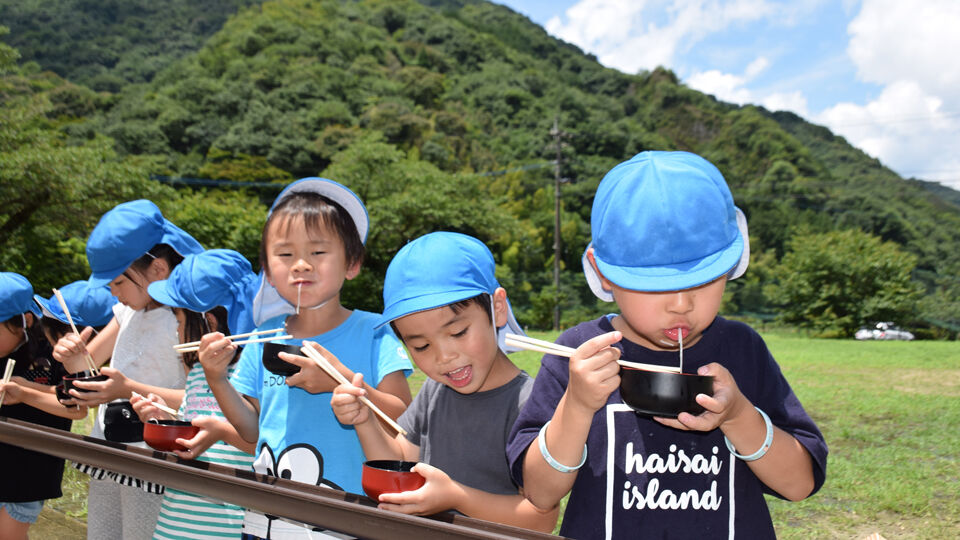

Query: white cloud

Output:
[545, 0, 776, 74]
[685, 56, 809, 117]
[818, 80, 960, 187]
[847, 0, 960, 108]
[744, 56, 769, 78]
[815, 0, 960, 187]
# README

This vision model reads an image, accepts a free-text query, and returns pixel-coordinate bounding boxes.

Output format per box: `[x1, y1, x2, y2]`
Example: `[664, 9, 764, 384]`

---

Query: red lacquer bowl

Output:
[143, 420, 199, 452]
[361, 460, 425, 501]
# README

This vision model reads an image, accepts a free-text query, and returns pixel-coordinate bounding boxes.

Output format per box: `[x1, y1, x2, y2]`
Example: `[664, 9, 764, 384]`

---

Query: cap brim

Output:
[33, 295, 61, 322]
[146, 280, 184, 310]
[377, 289, 486, 328]
[274, 178, 369, 244]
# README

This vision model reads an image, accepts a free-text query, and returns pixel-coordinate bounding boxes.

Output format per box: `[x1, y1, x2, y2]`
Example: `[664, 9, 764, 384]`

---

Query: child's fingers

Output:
[574, 331, 623, 360]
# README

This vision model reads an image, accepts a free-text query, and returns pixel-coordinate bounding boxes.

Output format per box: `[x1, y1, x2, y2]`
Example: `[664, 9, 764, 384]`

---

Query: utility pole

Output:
[550, 117, 565, 331]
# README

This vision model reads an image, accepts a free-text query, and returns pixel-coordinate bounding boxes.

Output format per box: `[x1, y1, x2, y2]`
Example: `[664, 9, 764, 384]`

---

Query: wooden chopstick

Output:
[131, 391, 182, 419]
[298, 345, 408, 436]
[52, 288, 99, 375]
[176, 334, 293, 353]
[174, 327, 285, 350]
[0, 359, 15, 408]
[504, 333, 681, 373]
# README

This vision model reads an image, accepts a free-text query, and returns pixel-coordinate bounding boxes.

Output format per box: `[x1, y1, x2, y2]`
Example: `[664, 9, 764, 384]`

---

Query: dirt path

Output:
[32, 505, 85, 539]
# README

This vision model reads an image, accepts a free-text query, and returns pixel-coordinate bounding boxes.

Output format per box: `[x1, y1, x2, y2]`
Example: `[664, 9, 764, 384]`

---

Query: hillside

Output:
[2, 0, 959, 333]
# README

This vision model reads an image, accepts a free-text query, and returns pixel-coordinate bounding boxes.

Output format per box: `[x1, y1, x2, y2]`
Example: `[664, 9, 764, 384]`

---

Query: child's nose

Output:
[291, 257, 312, 272]
[668, 291, 694, 313]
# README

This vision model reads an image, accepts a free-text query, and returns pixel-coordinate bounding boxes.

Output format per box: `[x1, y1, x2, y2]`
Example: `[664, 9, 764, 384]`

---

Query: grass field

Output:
[37, 328, 960, 539]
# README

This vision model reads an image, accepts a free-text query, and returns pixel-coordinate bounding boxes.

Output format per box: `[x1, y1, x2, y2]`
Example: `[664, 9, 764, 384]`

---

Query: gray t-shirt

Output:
[399, 371, 534, 495]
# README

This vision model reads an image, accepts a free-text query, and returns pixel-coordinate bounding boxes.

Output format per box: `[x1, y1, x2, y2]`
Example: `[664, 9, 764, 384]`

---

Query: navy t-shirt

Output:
[506, 316, 827, 540]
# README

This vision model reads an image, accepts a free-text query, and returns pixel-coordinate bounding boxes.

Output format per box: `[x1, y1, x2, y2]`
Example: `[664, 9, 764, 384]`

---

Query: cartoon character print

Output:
[246, 443, 351, 538]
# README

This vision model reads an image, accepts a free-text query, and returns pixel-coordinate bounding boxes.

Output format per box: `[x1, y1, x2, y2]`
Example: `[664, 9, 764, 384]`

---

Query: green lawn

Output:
[44, 329, 960, 539]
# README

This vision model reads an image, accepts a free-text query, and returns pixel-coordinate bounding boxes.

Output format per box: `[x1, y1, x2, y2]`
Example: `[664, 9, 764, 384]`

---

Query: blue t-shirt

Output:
[506, 316, 828, 540]
[230, 310, 412, 495]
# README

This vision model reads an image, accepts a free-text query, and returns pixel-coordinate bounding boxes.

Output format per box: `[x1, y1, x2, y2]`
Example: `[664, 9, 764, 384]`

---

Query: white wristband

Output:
[538, 420, 587, 473]
[724, 406, 773, 461]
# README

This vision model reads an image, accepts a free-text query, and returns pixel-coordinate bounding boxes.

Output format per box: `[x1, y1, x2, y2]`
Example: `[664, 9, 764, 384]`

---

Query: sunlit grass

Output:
[48, 330, 960, 538]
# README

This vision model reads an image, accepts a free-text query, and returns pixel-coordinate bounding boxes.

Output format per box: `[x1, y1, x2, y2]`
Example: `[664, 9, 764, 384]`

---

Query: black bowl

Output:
[62, 370, 109, 398]
[55, 381, 71, 403]
[262, 342, 302, 376]
[619, 366, 714, 418]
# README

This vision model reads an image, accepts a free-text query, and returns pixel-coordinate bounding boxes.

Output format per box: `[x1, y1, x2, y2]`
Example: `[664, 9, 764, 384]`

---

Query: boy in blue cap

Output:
[331, 232, 558, 532]
[506, 151, 827, 539]
[0, 273, 85, 540]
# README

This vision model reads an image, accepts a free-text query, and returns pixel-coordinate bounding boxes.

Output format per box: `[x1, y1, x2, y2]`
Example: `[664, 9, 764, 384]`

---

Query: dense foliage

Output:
[2, 0, 959, 336]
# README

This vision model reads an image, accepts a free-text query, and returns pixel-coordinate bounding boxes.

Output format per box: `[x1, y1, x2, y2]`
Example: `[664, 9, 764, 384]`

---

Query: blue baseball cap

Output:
[86, 200, 204, 287]
[252, 178, 369, 325]
[0, 272, 41, 322]
[378, 232, 526, 353]
[34, 280, 117, 327]
[582, 151, 750, 300]
[147, 249, 258, 335]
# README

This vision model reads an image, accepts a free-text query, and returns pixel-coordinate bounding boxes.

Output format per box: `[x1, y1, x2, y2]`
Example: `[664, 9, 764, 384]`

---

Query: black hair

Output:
[2, 312, 49, 359]
[390, 293, 492, 341]
[123, 243, 185, 286]
[173, 306, 232, 369]
[40, 316, 107, 347]
[259, 192, 365, 274]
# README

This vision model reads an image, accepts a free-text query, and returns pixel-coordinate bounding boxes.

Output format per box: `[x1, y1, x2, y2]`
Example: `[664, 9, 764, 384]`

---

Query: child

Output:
[133, 248, 257, 540]
[52, 199, 203, 540]
[506, 151, 828, 539]
[331, 231, 558, 532]
[34, 280, 117, 358]
[0, 272, 86, 540]
[200, 178, 413, 539]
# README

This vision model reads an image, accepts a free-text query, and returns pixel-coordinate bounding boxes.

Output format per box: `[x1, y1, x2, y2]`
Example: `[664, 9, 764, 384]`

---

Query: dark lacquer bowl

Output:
[143, 420, 199, 452]
[619, 366, 714, 418]
[60, 370, 109, 400]
[262, 342, 302, 376]
[361, 460, 425, 501]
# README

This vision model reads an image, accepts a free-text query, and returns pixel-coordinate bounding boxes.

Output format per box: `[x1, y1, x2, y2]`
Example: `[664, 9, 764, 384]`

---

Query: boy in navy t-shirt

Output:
[506, 151, 827, 539]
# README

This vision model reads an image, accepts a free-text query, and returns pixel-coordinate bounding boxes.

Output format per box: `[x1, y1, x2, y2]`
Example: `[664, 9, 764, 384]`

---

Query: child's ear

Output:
[149, 257, 171, 281]
[585, 247, 615, 293]
[344, 260, 362, 281]
[204, 312, 220, 334]
[492, 287, 509, 328]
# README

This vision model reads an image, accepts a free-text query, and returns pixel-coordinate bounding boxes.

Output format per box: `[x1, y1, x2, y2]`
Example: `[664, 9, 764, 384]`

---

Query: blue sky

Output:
[495, 0, 960, 189]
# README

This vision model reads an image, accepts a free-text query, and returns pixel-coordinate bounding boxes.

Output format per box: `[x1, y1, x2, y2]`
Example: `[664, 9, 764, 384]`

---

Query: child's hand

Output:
[0, 379, 24, 405]
[69, 366, 128, 406]
[197, 332, 237, 382]
[172, 416, 226, 460]
[376, 462, 459, 516]
[330, 372, 370, 425]
[567, 331, 623, 414]
[284, 341, 350, 394]
[654, 362, 749, 432]
[130, 392, 172, 422]
[52, 326, 95, 373]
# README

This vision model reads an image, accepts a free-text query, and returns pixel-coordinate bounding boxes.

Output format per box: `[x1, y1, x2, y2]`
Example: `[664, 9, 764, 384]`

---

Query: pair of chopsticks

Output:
[131, 391, 182, 420]
[52, 288, 99, 375]
[0, 359, 15, 408]
[174, 328, 293, 353]
[297, 344, 408, 436]
[504, 333, 681, 373]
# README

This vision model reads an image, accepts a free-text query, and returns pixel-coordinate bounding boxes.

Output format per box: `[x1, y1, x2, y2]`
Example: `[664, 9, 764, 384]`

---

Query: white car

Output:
[855, 322, 914, 341]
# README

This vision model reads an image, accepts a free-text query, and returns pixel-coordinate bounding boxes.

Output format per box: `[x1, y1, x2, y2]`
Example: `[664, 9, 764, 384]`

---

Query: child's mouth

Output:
[663, 327, 688, 343]
[445, 365, 473, 388]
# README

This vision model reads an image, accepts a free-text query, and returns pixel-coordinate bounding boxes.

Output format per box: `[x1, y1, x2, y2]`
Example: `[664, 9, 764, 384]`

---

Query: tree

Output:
[767, 229, 923, 336]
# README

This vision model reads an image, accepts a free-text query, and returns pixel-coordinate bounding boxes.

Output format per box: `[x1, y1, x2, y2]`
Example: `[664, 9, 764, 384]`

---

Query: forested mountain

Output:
[2, 0, 959, 336]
